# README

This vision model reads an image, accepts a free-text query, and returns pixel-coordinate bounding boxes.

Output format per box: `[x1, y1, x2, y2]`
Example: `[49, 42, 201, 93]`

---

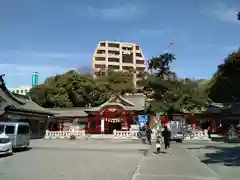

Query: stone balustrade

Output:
[45, 130, 85, 139]
[184, 130, 210, 140]
[113, 130, 139, 139]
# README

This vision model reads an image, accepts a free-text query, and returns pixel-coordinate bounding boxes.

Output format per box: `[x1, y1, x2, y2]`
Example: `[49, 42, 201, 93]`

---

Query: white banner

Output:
[101, 119, 105, 132]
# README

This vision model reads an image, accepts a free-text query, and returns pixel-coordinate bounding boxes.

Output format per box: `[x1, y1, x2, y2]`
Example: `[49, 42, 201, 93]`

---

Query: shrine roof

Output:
[196, 103, 240, 117]
[123, 94, 146, 107]
[0, 75, 55, 116]
[84, 94, 146, 112]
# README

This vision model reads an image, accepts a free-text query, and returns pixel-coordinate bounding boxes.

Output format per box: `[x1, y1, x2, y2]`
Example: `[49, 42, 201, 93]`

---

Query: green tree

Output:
[96, 70, 135, 95]
[28, 69, 136, 108]
[208, 50, 240, 103]
[148, 53, 176, 78]
[144, 53, 208, 117]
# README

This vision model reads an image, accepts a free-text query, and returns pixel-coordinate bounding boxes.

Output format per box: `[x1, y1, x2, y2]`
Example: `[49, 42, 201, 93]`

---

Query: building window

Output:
[100, 42, 106, 47]
[122, 53, 133, 63]
[108, 58, 119, 62]
[95, 57, 106, 61]
[108, 65, 119, 70]
[108, 43, 119, 48]
[96, 50, 105, 54]
[136, 46, 140, 50]
[136, 60, 145, 64]
[136, 53, 142, 57]
[16, 90, 19, 94]
[21, 90, 23, 93]
[95, 64, 106, 69]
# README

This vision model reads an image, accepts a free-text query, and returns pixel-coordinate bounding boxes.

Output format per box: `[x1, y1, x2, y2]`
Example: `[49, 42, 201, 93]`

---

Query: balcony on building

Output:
[95, 50, 106, 57]
[108, 51, 120, 59]
[94, 57, 106, 62]
[107, 43, 120, 51]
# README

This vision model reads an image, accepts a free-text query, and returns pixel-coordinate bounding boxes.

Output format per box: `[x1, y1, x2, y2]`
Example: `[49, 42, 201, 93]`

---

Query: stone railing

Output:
[113, 130, 158, 139]
[45, 130, 85, 139]
[184, 130, 210, 140]
[113, 130, 139, 139]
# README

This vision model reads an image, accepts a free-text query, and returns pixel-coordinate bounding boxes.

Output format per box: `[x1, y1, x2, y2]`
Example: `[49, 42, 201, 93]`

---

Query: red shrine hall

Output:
[84, 95, 146, 134]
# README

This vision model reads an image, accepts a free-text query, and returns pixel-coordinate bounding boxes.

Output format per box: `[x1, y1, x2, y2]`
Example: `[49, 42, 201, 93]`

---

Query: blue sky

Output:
[0, 0, 240, 88]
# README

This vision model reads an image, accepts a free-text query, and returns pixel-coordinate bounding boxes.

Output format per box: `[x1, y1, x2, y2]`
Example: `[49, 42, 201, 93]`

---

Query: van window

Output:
[17, 125, 29, 134]
[0, 125, 4, 134]
[5, 125, 15, 134]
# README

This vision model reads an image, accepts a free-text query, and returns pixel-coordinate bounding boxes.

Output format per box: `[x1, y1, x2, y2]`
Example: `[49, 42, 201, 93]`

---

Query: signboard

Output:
[138, 115, 148, 128]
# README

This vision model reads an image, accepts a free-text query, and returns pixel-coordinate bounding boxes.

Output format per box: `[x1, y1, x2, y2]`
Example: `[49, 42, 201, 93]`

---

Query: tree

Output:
[148, 53, 176, 78]
[28, 69, 136, 108]
[144, 53, 209, 118]
[96, 70, 135, 95]
[208, 50, 240, 103]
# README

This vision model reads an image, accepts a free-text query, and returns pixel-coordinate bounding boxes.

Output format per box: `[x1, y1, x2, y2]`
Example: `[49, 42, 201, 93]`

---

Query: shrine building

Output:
[48, 94, 149, 134]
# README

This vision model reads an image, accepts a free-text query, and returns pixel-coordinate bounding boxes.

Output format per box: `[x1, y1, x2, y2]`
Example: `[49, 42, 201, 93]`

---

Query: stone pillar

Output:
[192, 119, 196, 133]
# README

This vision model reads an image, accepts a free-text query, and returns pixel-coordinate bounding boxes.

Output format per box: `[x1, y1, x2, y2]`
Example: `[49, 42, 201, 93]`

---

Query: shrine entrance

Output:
[99, 104, 129, 134]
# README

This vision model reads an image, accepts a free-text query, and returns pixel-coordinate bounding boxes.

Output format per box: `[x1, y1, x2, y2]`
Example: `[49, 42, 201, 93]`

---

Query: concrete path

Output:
[132, 143, 220, 180]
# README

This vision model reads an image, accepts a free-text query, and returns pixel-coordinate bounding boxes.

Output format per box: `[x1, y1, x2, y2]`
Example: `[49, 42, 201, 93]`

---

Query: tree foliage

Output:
[143, 53, 209, 116]
[208, 50, 240, 103]
[28, 70, 135, 108]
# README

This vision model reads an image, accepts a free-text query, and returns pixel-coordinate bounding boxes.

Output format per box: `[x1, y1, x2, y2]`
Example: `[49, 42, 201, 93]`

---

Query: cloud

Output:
[201, 2, 240, 24]
[4, 50, 90, 59]
[67, 2, 143, 21]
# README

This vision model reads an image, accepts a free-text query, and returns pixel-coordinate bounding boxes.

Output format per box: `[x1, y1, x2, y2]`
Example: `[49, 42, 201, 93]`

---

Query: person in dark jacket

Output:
[162, 126, 171, 150]
[146, 126, 152, 145]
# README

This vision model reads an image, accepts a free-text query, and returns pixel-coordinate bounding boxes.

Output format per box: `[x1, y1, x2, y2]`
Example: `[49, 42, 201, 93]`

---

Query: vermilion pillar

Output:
[164, 116, 168, 125]
[210, 120, 214, 132]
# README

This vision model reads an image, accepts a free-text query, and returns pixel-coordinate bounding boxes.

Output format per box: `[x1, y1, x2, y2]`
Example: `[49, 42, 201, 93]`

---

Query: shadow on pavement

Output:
[0, 153, 13, 158]
[188, 145, 240, 167]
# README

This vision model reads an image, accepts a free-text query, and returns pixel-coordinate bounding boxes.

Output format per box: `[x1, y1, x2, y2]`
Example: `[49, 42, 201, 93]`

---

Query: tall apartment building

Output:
[92, 41, 147, 87]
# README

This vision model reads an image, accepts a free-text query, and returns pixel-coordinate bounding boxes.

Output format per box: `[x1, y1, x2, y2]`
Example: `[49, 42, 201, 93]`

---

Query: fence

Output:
[45, 130, 85, 139]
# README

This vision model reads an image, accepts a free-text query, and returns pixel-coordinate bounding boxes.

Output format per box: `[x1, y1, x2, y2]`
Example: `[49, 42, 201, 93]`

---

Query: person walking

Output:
[146, 126, 152, 145]
[162, 126, 171, 150]
[207, 126, 212, 139]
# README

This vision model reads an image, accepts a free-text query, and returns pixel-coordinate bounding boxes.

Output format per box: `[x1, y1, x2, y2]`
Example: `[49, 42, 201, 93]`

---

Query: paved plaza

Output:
[0, 139, 148, 180]
[183, 142, 240, 180]
[1, 139, 239, 180]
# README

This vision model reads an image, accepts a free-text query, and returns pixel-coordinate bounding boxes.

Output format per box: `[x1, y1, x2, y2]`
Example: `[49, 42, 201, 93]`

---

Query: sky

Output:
[0, 0, 240, 88]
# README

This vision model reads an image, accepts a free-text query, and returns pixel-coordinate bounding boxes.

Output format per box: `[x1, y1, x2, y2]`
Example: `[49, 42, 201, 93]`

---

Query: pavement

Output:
[1, 139, 237, 180]
[182, 143, 240, 180]
[0, 139, 148, 180]
[132, 143, 220, 180]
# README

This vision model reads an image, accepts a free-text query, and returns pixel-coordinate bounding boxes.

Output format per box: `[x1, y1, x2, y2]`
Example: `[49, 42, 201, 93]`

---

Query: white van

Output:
[0, 122, 30, 149]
